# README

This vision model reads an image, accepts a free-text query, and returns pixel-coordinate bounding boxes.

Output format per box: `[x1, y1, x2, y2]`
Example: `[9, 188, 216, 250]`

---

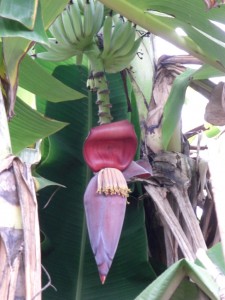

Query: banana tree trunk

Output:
[0, 88, 41, 299]
[142, 54, 216, 266]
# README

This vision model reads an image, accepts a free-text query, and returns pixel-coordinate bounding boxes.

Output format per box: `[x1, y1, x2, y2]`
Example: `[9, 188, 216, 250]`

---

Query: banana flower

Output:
[83, 120, 152, 284]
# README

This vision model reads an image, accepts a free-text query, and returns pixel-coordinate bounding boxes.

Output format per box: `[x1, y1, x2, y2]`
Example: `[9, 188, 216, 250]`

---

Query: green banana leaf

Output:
[201, 242, 225, 274]
[36, 61, 156, 300]
[193, 64, 225, 80]
[99, 0, 225, 72]
[136, 243, 225, 300]
[0, 0, 47, 43]
[19, 55, 85, 102]
[161, 60, 225, 150]
[0, 0, 69, 117]
[0, 0, 37, 30]
[9, 97, 67, 154]
[162, 69, 196, 150]
[40, 0, 70, 30]
[135, 258, 219, 300]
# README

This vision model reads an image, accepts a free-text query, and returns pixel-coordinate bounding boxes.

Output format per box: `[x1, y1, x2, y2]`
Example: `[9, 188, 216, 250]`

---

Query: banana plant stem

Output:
[85, 46, 112, 124]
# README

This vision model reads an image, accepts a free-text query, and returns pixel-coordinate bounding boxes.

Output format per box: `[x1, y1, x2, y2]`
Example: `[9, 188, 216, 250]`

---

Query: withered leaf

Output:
[205, 82, 225, 126]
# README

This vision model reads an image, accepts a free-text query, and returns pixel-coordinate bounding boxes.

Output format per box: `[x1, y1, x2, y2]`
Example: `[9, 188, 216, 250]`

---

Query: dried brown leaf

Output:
[205, 82, 225, 126]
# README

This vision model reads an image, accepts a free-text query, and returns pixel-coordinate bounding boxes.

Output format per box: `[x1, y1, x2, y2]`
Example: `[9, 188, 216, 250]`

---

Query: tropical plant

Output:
[1, 0, 225, 299]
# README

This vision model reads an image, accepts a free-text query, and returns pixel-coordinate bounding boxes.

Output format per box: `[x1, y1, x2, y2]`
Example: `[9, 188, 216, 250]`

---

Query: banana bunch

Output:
[37, 0, 104, 62]
[100, 16, 142, 73]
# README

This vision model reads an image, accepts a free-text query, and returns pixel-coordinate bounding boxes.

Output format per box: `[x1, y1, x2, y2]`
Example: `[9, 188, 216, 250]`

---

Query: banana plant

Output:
[1, 0, 225, 299]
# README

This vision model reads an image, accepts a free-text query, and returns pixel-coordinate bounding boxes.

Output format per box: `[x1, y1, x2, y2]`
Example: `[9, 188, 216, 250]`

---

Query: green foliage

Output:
[0, 0, 47, 43]
[3, 1, 225, 299]
[98, 0, 225, 72]
[0, 0, 37, 30]
[135, 258, 219, 300]
[193, 65, 225, 80]
[0, 0, 70, 121]
[19, 55, 85, 102]
[9, 97, 67, 154]
[200, 243, 225, 274]
[162, 69, 196, 150]
[136, 243, 225, 300]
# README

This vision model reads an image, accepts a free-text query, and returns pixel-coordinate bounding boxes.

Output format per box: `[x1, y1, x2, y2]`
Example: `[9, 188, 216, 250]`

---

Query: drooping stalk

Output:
[85, 45, 112, 124]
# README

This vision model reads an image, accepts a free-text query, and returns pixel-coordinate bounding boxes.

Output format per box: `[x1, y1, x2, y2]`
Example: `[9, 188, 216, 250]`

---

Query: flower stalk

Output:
[85, 45, 112, 124]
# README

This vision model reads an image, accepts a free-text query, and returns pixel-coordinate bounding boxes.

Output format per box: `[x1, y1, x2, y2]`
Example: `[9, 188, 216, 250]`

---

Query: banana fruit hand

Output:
[37, 0, 104, 62]
[100, 16, 142, 74]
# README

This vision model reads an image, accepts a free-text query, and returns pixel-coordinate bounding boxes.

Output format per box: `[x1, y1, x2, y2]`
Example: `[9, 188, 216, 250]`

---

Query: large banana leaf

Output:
[19, 55, 85, 102]
[0, 0, 69, 118]
[9, 97, 67, 154]
[99, 0, 225, 72]
[136, 243, 225, 299]
[135, 258, 219, 300]
[36, 61, 156, 300]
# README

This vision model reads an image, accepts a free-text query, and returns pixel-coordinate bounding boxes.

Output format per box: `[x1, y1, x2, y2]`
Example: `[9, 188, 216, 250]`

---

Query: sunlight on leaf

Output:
[9, 97, 68, 154]
[19, 55, 85, 102]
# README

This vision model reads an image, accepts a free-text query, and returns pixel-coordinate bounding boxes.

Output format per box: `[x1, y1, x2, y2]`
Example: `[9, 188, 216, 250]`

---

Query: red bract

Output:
[83, 120, 152, 284]
[84, 162, 152, 284]
[83, 120, 138, 172]
[84, 174, 126, 284]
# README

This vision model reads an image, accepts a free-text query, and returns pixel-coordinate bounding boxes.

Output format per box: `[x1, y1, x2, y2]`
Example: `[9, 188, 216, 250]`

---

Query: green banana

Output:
[37, 39, 78, 61]
[37, 52, 71, 61]
[109, 21, 133, 55]
[113, 25, 136, 57]
[103, 37, 141, 73]
[49, 14, 70, 45]
[62, 9, 78, 44]
[77, 0, 84, 13]
[69, 1, 84, 40]
[92, 1, 104, 35]
[101, 15, 113, 58]
[121, 36, 142, 59]
[38, 1, 104, 63]
[83, 0, 95, 37]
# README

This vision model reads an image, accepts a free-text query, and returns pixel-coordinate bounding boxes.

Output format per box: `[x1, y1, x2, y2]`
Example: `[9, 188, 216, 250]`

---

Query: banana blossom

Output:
[83, 120, 152, 284]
